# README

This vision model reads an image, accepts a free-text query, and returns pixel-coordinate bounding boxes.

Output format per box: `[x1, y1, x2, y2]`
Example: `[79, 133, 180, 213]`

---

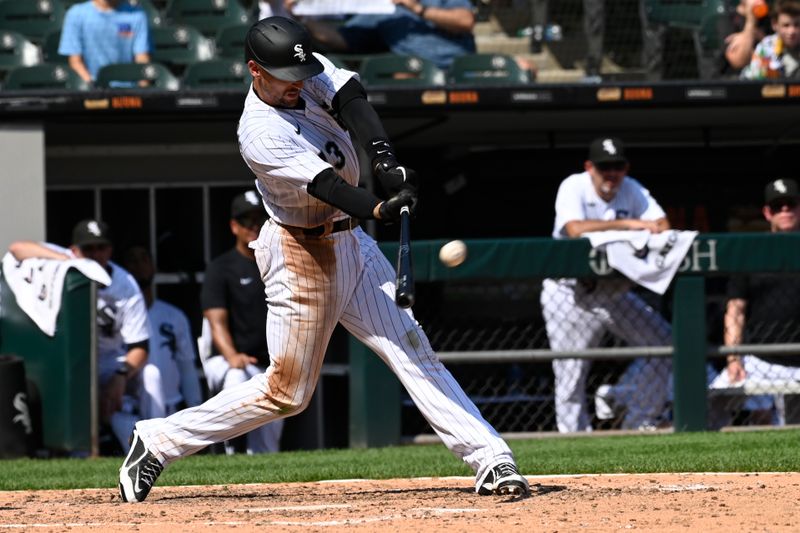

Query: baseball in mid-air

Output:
[439, 239, 467, 267]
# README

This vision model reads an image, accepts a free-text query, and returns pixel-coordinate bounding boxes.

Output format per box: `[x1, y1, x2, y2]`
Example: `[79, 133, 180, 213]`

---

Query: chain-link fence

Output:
[707, 272, 800, 428]
[401, 273, 800, 439]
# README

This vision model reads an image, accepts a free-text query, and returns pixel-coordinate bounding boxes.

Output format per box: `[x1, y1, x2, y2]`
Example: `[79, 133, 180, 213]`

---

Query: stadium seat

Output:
[129, 0, 165, 28]
[151, 25, 214, 68]
[214, 23, 248, 60]
[3, 62, 88, 90]
[166, 0, 251, 38]
[182, 58, 249, 89]
[643, 0, 733, 51]
[0, 30, 41, 73]
[326, 54, 349, 69]
[41, 31, 67, 64]
[95, 62, 180, 90]
[449, 53, 531, 85]
[0, 0, 66, 43]
[359, 54, 446, 87]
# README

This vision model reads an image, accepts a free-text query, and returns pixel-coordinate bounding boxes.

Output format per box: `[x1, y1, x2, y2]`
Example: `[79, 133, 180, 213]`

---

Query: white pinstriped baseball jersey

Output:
[237, 53, 360, 228]
[552, 171, 666, 239]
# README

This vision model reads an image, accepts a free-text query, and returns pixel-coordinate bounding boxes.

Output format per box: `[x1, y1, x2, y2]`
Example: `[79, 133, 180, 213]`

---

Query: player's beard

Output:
[281, 87, 301, 107]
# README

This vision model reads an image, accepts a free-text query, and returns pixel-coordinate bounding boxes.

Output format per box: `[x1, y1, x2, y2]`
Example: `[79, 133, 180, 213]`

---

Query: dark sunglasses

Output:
[768, 198, 799, 213]
[80, 243, 110, 254]
[236, 214, 267, 229]
[595, 162, 626, 172]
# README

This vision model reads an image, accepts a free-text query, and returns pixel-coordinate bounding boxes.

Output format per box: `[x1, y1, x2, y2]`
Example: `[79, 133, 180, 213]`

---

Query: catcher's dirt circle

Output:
[439, 240, 467, 267]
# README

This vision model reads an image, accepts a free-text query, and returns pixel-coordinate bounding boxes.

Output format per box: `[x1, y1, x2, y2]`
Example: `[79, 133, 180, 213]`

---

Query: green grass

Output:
[1, 429, 798, 491]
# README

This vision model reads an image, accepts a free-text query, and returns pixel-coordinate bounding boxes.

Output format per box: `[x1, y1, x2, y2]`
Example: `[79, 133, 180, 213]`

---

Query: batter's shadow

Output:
[531, 483, 567, 496]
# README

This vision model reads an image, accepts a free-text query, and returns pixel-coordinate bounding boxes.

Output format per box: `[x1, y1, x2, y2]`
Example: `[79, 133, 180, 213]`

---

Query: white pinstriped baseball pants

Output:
[541, 278, 672, 433]
[137, 222, 514, 477]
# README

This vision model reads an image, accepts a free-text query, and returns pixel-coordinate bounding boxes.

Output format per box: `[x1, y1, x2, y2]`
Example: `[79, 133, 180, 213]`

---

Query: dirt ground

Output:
[1, 472, 798, 532]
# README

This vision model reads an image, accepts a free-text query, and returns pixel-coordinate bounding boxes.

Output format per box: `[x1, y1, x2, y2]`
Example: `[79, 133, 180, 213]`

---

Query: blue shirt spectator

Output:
[294, 0, 476, 70]
[59, 0, 151, 83]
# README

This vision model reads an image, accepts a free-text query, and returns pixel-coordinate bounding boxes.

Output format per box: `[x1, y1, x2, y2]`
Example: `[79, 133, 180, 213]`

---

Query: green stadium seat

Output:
[0, 30, 41, 73]
[359, 54, 446, 87]
[326, 53, 376, 71]
[449, 53, 531, 85]
[325, 54, 348, 69]
[643, 0, 733, 51]
[41, 31, 67, 64]
[182, 58, 249, 89]
[0, 0, 66, 43]
[129, 0, 165, 28]
[166, 0, 251, 38]
[151, 25, 214, 67]
[95, 61, 180, 89]
[3, 62, 88, 90]
[214, 23, 247, 60]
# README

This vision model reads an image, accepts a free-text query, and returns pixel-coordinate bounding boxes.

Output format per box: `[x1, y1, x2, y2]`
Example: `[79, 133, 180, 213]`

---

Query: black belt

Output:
[278, 218, 360, 237]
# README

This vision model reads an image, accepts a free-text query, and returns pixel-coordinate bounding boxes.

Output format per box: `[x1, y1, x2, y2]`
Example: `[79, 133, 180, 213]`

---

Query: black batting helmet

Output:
[245, 16, 323, 82]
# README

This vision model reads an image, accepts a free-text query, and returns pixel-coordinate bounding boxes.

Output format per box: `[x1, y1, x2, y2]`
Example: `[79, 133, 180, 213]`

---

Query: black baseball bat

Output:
[395, 206, 415, 309]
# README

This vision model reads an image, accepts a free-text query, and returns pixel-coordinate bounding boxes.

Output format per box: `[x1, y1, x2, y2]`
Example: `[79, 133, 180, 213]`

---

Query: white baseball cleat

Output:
[118, 430, 163, 503]
[476, 462, 530, 496]
[594, 384, 615, 420]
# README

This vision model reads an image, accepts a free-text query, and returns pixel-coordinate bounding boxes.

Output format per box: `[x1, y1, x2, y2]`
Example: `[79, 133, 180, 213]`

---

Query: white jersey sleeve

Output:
[552, 172, 590, 238]
[109, 264, 150, 347]
[303, 53, 359, 108]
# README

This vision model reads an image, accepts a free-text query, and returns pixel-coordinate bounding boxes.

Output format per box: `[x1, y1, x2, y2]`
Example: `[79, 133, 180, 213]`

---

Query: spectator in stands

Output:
[58, 0, 152, 84]
[285, 0, 477, 70]
[530, 1, 664, 80]
[122, 246, 203, 420]
[722, 0, 772, 76]
[257, 0, 290, 20]
[573, 0, 759, 80]
[8, 220, 150, 454]
[540, 137, 672, 433]
[200, 191, 282, 454]
[708, 178, 800, 428]
[741, 0, 800, 79]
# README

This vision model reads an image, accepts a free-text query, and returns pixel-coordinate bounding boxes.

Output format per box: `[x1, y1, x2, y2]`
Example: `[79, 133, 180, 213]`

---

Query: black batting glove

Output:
[375, 161, 419, 197]
[378, 189, 418, 223]
[367, 138, 418, 196]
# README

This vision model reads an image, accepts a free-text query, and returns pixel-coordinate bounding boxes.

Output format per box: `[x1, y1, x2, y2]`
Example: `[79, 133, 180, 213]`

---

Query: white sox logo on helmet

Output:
[294, 44, 307, 62]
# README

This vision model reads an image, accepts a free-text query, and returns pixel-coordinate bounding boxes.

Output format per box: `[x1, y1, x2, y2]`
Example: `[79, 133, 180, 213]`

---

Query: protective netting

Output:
[401, 274, 800, 438]
[477, 0, 777, 82]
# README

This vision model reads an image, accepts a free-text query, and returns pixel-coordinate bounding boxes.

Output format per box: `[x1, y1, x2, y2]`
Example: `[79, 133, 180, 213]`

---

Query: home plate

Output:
[234, 504, 352, 512]
[657, 484, 714, 492]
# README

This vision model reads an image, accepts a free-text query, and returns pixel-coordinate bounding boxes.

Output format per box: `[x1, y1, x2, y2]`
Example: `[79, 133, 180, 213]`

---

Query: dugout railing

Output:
[350, 233, 800, 447]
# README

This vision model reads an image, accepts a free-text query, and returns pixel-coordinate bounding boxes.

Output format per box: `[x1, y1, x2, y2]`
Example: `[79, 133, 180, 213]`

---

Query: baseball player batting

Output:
[541, 137, 672, 433]
[119, 16, 528, 501]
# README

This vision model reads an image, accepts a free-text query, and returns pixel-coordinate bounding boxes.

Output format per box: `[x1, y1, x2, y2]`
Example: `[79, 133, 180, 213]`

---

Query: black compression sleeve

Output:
[331, 78, 390, 151]
[307, 168, 381, 219]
